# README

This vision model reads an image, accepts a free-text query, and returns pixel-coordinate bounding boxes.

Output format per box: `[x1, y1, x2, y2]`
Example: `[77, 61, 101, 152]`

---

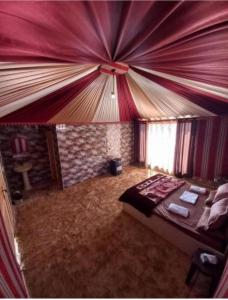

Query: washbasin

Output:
[14, 161, 32, 173]
[14, 161, 32, 191]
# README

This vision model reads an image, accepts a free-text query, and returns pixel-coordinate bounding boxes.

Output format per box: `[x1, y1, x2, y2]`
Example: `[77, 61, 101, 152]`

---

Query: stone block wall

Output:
[0, 126, 52, 193]
[56, 123, 134, 187]
[0, 123, 135, 191]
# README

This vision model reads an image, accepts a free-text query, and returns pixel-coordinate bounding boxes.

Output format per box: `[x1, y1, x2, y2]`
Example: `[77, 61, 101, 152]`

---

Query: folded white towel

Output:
[167, 203, 189, 218]
[180, 191, 198, 204]
[190, 185, 206, 194]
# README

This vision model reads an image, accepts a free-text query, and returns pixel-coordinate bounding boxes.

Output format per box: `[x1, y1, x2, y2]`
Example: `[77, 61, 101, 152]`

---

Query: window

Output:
[56, 124, 66, 131]
[147, 122, 177, 174]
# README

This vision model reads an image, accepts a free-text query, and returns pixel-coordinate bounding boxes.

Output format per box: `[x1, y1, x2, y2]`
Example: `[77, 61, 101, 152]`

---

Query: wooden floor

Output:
[15, 166, 199, 297]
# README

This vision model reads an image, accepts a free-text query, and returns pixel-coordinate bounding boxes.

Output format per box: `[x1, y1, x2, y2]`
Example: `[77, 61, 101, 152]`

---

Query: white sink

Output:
[14, 161, 32, 190]
[14, 161, 32, 173]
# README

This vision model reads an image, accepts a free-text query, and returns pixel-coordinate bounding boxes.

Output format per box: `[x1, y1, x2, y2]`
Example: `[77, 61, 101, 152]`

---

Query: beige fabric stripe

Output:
[1, 65, 75, 78]
[0, 62, 74, 69]
[128, 69, 213, 118]
[0, 68, 84, 101]
[0, 64, 96, 102]
[93, 75, 120, 122]
[128, 70, 169, 117]
[51, 74, 107, 123]
[136, 66, 228, 100]
[0, 64, 98, 118]
[1, 66, 78, 87]
[126, 73, 160, 118]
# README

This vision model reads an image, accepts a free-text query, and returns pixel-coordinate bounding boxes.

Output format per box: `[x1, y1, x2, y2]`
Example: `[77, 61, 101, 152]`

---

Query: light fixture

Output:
[111, 91, 115, 99]
[111, 69, 115, 99]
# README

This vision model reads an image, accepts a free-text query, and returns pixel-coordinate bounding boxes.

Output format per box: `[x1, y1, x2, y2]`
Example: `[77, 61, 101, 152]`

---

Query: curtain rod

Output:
[137, 115, 228, 123]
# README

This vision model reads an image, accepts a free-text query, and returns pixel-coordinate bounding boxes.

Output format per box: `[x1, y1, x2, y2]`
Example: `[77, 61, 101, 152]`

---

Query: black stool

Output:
[185, 248, 224, 297]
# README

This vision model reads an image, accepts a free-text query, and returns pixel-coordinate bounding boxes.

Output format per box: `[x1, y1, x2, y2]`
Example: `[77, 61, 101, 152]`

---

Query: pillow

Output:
[205, 190, 216, 206]
[213, 183, 228, 203]
[207, 198, 228, 230]
[196, 206, 211, 230]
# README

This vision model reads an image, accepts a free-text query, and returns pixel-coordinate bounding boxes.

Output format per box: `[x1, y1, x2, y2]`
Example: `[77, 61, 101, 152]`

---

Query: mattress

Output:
[153, 183, 227, 252]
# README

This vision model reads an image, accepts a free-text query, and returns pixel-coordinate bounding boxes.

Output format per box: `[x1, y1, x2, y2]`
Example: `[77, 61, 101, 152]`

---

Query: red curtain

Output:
[135, 116, 228, 181]
[193, 116, 228, 180]
[0, 211, 28, 298]
[174, 119, 196, 177]
[174, 116, 228, 180]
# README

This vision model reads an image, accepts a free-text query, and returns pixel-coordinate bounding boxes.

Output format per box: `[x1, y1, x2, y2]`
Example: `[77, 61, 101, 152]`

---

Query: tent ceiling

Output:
[0, 1, 228, 124]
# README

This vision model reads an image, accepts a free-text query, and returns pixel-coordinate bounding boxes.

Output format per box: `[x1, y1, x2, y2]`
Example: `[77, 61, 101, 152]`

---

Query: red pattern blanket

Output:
[119, 174, 185, 217]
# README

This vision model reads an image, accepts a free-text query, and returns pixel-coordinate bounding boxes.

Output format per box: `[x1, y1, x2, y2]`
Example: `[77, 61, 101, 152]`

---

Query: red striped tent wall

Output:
[193, 116, 228, 180]
[214, 259, 228, 298]
[0, 212, 28, 298]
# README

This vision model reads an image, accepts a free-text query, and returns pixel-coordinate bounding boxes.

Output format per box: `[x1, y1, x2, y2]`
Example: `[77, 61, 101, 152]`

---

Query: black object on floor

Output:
[110, 158, 122, 176]
[185, 248, 224, 297]
[11, 190, 23, 205]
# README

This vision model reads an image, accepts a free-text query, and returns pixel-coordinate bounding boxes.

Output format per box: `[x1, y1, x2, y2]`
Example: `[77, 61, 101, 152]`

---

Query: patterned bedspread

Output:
[119, 174, 185, 217]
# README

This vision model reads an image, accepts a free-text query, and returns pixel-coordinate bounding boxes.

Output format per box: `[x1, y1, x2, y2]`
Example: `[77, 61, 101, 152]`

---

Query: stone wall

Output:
[0, 123, 135, 191]
[120, 123, 135, 166]
[56, 123, 134, 187]
[0, 126, 52, 193]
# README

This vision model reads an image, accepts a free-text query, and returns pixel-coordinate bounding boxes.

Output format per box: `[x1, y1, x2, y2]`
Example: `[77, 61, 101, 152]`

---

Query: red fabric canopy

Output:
[0, 1, 228, 123]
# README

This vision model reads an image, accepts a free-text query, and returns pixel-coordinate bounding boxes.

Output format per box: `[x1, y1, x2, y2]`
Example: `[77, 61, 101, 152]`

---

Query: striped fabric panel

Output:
[50, 73, 112, 123]
[128, 69, 213, 118]
[126, 73, 160, 118]
[0, 212, 28, 298]
[207, 117, 222, 179]
[0, 70, 100, 124]
[214, 121, 226, 178]
[0, 64, 98, 119]
[193, 116, 228, 180]
[0, 64, 226, 123]
[200, 118, 213, 178]
[136, 67, 228, 101]
[116, 75, 140, 121]
[0, 62, 226, 123]
[193, 119, 207, 178]
[92, 75, 120, 122]
[132, 66, 228, 115]
[214, 259, 228, 298]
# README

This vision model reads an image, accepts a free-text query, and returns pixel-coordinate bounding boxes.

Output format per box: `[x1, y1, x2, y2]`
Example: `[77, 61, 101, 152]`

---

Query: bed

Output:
[119, 175, 227, 258]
